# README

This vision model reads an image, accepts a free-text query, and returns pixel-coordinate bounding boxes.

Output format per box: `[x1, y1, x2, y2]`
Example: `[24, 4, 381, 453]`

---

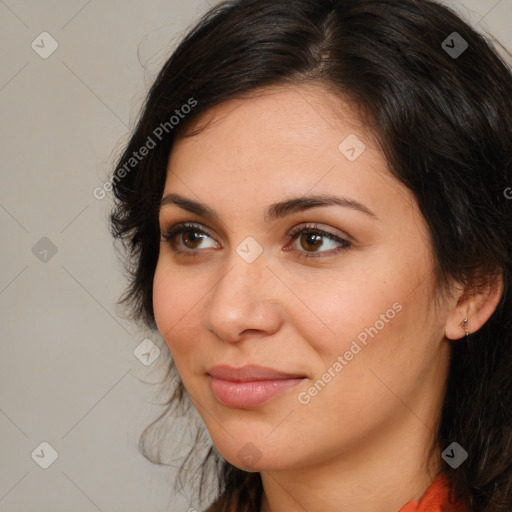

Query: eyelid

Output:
[161, 220, 352, 259]
[285, 223, 351, 258]
[287, 222, 353, 243]
[160, 218, 223, 242]
[161, 221, 217, 243]
[160, 221, 351, 243]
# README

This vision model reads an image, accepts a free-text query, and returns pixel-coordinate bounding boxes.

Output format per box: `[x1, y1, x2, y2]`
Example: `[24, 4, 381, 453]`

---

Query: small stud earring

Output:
[460, 317, 469, 339]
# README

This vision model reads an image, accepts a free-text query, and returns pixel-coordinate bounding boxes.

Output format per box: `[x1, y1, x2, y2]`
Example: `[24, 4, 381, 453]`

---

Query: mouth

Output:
[206, 364, 307, 408]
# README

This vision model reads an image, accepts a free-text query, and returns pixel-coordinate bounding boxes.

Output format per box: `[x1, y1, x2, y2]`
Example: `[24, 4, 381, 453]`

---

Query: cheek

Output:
[295, 275, 407, 360]
[152, 263, 171, 337]
[300, 251, 433, 369]
[294, 288, 435, 435]
[152, 262, 200, 358]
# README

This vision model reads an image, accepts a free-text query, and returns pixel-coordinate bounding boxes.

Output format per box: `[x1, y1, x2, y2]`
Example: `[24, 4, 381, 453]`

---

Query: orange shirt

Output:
[399, 473, 467, 512]
[205, 473, 468, 511]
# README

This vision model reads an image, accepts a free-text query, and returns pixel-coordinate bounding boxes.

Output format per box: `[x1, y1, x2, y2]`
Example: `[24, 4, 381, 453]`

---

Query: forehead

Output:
[162, 84, 417, 228]
[176, 83, 370, 158]
[168, 86, 369, 175]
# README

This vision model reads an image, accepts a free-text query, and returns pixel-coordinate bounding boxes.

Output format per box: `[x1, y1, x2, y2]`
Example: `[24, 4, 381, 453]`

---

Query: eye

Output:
[160, 222, 351, 259]
[286, 224, 351, 259]
[161, 222, 218, 255]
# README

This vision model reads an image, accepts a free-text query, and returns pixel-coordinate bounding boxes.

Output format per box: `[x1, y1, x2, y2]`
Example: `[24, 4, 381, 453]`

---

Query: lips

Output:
[206, 365, 307, 408]
[206, 364, 306, 381]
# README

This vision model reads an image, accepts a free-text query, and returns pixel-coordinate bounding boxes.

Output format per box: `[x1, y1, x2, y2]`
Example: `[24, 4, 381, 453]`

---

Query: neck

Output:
[259, 411, 442, 512]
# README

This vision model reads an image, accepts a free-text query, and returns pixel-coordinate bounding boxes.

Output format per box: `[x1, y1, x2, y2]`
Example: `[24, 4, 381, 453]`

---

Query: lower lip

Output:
[208, 376, 305, 408]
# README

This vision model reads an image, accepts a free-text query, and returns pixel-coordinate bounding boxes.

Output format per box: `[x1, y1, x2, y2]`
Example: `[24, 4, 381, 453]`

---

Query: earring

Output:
[460, 317, 469, 339]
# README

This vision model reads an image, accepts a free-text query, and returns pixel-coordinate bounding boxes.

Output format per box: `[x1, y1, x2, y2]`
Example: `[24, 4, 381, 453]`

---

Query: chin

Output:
[210, 436, 297, 473]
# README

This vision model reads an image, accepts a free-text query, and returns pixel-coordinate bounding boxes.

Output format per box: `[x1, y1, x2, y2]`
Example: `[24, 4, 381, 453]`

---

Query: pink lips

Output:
[207, 364, 306, 408]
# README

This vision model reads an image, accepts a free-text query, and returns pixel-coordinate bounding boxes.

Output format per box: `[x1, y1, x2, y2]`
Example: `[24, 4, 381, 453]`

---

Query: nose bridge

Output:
[217, 233, 269, 296]
[213, 247, 268, 310]
[203, 244, 281, 341]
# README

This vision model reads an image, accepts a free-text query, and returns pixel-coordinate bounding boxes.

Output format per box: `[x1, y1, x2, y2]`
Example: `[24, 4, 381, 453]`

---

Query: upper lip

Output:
[206, 364, 306, 382]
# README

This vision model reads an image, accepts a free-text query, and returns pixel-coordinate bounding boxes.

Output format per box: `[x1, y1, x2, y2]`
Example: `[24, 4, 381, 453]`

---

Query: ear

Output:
[445, 273, 504, 340]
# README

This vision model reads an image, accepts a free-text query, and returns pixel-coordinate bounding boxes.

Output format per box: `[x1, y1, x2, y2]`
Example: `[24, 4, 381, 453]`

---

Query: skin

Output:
[152, 83, 501, 512]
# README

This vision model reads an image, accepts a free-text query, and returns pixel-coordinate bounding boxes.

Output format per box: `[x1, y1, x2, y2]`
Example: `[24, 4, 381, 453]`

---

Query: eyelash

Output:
[160, 222, 351, 259]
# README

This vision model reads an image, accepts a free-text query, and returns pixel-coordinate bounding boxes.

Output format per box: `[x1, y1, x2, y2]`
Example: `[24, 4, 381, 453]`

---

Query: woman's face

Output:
[153, 84, 453, 473]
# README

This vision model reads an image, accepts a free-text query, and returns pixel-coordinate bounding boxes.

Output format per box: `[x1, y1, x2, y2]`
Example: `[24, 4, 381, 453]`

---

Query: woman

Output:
[109, 0, 512, 510]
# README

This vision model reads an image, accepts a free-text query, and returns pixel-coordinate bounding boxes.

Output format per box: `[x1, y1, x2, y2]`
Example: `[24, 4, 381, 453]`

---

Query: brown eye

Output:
[181, 230, 208, 249]
[161, 223, 218, 254]
[288, 224, 351, 259]
[299, 232, 324, 251]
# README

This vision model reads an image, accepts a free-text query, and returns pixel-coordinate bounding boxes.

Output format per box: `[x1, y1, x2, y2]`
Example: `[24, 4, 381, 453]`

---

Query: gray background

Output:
[1, 1, 511, 511]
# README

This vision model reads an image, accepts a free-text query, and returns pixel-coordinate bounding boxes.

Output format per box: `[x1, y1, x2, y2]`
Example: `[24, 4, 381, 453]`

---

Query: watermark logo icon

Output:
[32, 237, 58, 263]
[442, 32, 468, 59]
[134, 339, 160, 366]
[442, 441, 468, 468]
[31, 441, 59, 469]
[236, 236, 263, 264]
[237, 442, 262, 468]
[31, 32, 59, 59]
[338, 134, 366, 161]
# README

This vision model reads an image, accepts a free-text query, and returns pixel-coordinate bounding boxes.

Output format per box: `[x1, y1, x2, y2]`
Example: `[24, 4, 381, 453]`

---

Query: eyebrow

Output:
[159, 192, 378, 222]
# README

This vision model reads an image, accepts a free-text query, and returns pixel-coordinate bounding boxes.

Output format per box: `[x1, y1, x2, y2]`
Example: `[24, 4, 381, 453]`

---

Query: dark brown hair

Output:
[109, 0, 512, 510]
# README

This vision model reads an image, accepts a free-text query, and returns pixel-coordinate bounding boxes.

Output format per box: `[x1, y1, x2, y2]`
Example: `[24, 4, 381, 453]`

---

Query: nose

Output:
[203, 251, 283, 343]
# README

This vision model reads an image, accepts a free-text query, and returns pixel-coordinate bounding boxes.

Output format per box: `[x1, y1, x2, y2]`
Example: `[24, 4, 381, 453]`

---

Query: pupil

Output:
[184, 231, 202, 247]
[303, 233, 322, 250]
